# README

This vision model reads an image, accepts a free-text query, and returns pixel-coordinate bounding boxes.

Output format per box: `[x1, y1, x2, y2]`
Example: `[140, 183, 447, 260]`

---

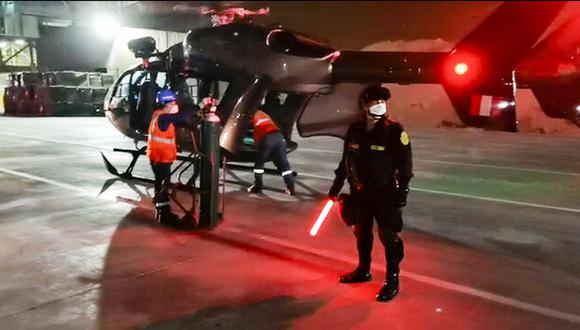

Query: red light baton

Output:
[309, 199, 335, 236]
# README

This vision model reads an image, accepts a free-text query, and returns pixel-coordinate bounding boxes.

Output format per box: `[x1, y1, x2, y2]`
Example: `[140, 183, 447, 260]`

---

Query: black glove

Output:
[394, 186, 409, 207]
[328, 178, 344, 201]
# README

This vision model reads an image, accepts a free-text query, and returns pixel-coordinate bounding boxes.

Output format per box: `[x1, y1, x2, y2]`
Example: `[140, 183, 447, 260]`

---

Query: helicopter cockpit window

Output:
[155, 72, 167, 88]
[114, 72, 131, 98]
[267, 30, 336, 58]
[130, 71, 148, 86]
[185, 78, 199, 104]
[130, 71, 167, 131]
[125, 71, 167, 89]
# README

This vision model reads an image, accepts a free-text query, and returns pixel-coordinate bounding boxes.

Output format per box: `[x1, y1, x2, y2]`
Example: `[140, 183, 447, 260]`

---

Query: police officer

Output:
[247, 109, 296, 195]
[147, 89, 197, 226]
[328, 85, 413, 302]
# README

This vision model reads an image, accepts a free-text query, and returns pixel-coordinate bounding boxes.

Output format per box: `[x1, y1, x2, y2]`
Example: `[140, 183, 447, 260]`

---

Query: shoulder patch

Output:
[400, 131, 410, 145]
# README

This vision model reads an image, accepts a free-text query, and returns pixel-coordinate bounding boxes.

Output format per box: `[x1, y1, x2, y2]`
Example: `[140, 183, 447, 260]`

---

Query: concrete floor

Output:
[0, 117, 579, 329]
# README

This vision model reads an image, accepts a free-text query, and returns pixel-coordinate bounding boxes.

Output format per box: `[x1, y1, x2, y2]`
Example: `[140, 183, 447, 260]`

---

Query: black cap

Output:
[360, 85, 391, 103]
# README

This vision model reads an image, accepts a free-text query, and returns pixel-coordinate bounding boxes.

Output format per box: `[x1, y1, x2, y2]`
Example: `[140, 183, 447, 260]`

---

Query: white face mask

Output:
[168, 103, 179, 114]
[369, 103, 387, 117]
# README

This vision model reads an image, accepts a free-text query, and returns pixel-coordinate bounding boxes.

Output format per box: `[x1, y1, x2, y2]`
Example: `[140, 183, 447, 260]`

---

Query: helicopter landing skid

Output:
[100, 147, 201, 187]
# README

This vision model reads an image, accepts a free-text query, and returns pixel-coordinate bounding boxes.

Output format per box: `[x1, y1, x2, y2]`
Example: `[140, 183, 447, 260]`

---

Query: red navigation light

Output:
[454, 62, 469, 75]
[443, 51, 481, 86]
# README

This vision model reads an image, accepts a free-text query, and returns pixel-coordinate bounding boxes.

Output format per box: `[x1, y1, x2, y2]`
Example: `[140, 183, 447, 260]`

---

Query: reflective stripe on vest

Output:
[253, 110, 279, 144]
[151, 136, 175, 145]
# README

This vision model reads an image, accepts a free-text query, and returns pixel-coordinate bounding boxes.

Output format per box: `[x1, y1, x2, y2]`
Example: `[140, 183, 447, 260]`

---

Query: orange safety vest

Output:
[147, 109, 177, 163]
[253, 110, 279, 144]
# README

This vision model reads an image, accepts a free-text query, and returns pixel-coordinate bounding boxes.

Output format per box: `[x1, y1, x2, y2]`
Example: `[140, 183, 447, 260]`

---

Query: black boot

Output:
[377, 234, 404, 302]
[283, 172, 295, 195]
[248, 172, 263, 193]
[156, 205, 180, 227]
[340, 232, 373, 283]
[247, 184, 262, 193]
[285, 183, 295, 195]
[376, 272, 399, 302]
[154, 205, 170, 225]
[155, 210, 163, 224]
[339, 267, 372, 283]
[159, 211, 181, 228]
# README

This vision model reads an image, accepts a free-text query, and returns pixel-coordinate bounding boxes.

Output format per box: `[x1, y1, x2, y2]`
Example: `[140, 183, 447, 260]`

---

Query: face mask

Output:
[369, 103, 387, 117]
[168, 104, 179, 114]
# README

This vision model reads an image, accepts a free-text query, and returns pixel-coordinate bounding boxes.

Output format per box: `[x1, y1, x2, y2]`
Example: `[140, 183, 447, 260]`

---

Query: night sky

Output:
[43, 1, 579, 50]
[31, 1, 580, 70]
[250, 1, 502, 49]
[115, 1, 501, 48]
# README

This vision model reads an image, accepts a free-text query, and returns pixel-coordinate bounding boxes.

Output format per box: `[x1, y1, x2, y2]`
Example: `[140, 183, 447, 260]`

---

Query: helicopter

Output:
[102, 2, 576, 182]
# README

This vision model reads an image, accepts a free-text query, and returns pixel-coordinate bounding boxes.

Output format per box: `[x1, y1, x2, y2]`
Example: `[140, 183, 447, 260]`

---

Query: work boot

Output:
[154, 206, 170, 225]
[339, 267, 372, 283]
[285, 183, 295, 195]
[376, 272, 399, 302]
[159, 211, 181, 228]
[247, 184, 262, 193]
[248, 172, 263, 193]
[282, 171, 295, 195]
[180, 213, 197, 229]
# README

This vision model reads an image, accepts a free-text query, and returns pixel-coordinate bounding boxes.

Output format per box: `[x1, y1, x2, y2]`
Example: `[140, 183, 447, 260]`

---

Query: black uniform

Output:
[329, 118, 413, 289]
[255, 132, 293, 182]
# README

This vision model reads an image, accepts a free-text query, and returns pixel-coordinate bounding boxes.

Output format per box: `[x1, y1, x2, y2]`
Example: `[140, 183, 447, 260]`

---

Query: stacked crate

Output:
[3, 71, 114, 116]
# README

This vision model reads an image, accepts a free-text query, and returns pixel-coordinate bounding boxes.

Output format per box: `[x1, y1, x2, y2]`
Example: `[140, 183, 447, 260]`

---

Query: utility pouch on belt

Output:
[337, 193, 357, 226]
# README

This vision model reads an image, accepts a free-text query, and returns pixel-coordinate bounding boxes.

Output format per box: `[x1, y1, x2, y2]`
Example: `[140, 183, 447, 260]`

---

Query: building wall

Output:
[36, 25, 185, 78]
[106, 27, 185, 77]
[36, 26, 115, 71]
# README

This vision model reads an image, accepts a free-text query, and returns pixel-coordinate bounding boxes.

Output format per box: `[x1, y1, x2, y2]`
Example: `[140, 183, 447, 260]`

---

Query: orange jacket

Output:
[252, 110, 279, 144]
[147, 109, 177, 163]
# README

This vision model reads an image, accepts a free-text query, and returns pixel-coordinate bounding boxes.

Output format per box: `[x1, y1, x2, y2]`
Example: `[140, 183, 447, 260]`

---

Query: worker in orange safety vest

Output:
[247, 108, 295, 195]
[147, 89, 197, 225]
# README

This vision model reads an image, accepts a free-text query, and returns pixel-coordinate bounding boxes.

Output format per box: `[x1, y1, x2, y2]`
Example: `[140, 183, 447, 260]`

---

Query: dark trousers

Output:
[254, 132, 294, 187]
[352, 188, 404, 276]
[150, 161, 172, 211]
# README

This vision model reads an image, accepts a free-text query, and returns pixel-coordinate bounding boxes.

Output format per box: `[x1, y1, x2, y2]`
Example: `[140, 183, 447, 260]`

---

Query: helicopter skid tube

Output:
[100, 148, 201, 185]
[100, 148, 154, 185]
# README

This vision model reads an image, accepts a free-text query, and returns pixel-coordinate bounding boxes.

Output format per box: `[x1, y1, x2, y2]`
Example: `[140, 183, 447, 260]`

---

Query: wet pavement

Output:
[0, 117, 579, 329]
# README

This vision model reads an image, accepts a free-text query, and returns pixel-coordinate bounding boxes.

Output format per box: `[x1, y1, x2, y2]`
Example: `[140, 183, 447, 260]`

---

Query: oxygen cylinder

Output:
[199, 106, 221, 227]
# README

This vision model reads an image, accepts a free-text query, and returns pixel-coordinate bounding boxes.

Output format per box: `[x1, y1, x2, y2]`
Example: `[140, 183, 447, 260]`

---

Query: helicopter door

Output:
[262, 92, 309, 152]
[133, 76, 159, 131]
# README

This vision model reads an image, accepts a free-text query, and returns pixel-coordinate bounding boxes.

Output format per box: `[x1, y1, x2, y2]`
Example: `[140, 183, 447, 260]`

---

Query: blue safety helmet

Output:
[156, 89, 177, 105]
